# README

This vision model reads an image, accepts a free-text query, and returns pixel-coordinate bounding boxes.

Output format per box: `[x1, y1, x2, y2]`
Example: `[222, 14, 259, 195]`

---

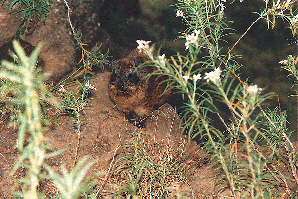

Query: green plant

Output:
[280, 55, 298, 83]
[57, 0, 110, 89]
[54, 43, 109, 92]
[8, 0, 52, 19]
[113, 131, 187, 198]
[263, 0, 298, 36]
[59, 89, 87, 132]
[0, 40, 46, 198]
[1, 0, 52, 35]
[46, 157, 94, 199]
[0, 40, 93, 198]
[136, 0, 297, 197]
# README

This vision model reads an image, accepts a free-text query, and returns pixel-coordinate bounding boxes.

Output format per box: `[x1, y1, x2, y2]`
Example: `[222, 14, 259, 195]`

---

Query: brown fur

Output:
[108, 49, 171, 119]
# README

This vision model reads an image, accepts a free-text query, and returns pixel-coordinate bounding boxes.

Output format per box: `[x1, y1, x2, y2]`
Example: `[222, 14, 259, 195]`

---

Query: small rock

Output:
[0, 6, 21, 47]
[24, 9, 75, 81]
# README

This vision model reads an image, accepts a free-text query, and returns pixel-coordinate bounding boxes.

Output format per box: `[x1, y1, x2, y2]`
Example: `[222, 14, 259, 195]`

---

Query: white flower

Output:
[136, 40, 151, 53]
[185, 30, 200, 50]
[291, 14, 298, 24]
[204, 67, 222, 84]
[182, 75, 190, 82]
[246, 84, 262, 96]
[176, 10, 184, 17]
[220, 3, 226, 13]
[85, 81, 96, 91]
[194, 30, 201, 35]
[158, 54, 166, 67]
[279, 59, 288, 65]
[193, 73, 201, 82]
[218, 0, 227, 13]
[58, 85, 66, 92]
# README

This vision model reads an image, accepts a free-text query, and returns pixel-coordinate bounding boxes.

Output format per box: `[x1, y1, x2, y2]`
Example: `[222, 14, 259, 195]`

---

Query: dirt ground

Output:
[0, 72, 226, 198]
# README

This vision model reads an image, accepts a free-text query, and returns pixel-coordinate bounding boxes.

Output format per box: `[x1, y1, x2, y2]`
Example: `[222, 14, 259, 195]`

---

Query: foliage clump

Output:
[0, 41, 93, 198]
[135, 0, 298, 197]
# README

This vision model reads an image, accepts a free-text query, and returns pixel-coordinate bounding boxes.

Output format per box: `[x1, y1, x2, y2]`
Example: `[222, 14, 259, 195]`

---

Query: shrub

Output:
[136, 0, 298, 197]
[0, 41, 93, 198]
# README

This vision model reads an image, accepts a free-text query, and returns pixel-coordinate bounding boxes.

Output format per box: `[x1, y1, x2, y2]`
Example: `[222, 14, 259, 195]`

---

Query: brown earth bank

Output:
[0, 2, 74, 81]
[0, 72, 234, 198]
